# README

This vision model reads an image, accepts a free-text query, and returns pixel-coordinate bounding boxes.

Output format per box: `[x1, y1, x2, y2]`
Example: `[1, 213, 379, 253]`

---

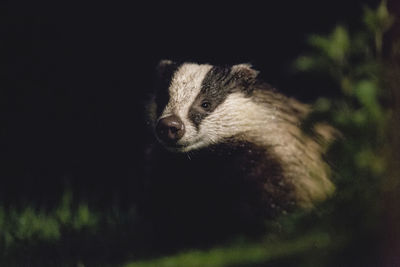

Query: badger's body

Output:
[143, 60, 335, 242]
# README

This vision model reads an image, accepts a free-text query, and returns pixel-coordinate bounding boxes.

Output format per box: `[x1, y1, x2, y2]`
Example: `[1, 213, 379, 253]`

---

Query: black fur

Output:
[188, 65, 258, 129]
[140, 138, 296, 246]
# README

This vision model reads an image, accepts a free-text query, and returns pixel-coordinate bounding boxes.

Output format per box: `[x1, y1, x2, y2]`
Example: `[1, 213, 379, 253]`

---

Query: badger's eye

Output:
[201, 101, 211, 110]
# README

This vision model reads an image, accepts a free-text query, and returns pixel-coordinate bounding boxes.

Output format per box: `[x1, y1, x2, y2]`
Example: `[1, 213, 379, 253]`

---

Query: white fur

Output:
[160, 63, 212, 149]
[180, 92, 276, 151]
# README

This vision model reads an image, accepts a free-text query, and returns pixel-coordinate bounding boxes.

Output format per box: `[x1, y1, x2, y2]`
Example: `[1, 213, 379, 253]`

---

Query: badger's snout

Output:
[156, 115, 185, 143]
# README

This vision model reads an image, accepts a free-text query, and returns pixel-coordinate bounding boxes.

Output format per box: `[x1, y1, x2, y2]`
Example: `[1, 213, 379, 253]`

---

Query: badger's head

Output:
[147, 60, 260, 152]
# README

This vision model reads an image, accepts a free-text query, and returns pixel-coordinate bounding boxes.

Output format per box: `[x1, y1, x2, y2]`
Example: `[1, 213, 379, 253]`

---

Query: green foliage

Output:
[291, 0, 395, 264]
[294, 0, 394, 96]
[55, 190, 98, 230]
[294, 1, 392, 150]
[364, 0, 395, 55]
[0, 190, 98, 249]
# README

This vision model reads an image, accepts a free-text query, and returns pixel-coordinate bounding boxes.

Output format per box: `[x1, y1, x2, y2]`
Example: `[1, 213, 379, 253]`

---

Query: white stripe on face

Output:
[160, 63, 213, 145]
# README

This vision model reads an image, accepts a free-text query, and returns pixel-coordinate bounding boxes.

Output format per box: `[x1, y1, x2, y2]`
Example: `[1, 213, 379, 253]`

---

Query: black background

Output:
[1, 0, 379, 206]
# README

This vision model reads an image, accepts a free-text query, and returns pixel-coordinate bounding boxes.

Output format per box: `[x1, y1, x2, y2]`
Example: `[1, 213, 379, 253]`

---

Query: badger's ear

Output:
[230, 63, 259, 92]
[231, 63, 259, 81]
[156, 59, 178, 79]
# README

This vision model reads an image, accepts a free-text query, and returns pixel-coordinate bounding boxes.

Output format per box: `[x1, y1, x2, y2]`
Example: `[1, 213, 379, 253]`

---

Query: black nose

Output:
[156, 115, 185, 143]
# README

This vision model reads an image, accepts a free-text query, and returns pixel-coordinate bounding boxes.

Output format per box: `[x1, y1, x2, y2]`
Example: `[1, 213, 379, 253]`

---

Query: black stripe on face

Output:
[188, 66, 237, 129]
[154, 61, 181, 116]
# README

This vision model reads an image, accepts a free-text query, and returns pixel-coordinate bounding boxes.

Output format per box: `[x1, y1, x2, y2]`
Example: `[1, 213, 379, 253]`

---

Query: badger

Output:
[142, 60, 335, 243]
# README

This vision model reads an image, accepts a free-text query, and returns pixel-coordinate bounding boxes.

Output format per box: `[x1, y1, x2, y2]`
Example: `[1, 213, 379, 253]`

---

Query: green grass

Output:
[124, 232, 334, 267]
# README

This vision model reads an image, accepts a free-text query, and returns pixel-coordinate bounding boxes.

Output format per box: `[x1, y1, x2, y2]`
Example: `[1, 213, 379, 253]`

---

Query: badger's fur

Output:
[143, 60, 335, 242]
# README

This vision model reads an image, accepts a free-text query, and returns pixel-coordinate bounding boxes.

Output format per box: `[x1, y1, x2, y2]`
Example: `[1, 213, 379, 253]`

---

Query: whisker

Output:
[208, 136, 217, 145]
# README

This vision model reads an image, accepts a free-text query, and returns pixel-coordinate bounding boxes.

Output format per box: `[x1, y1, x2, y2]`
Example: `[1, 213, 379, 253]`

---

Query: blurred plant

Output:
[0, 189, 98, 250]
[294, 0, 394, 183]
[363, 0, 396, 56]
[291, 0, 397, 264]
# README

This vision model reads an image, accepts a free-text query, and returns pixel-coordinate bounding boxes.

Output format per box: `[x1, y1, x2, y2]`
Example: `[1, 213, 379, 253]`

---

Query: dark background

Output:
[1, 0, 379, 207]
